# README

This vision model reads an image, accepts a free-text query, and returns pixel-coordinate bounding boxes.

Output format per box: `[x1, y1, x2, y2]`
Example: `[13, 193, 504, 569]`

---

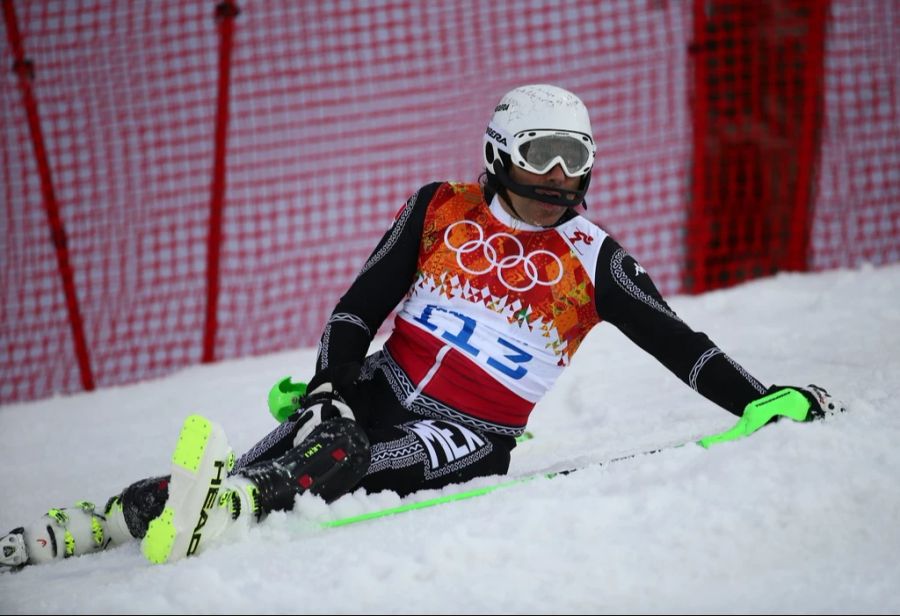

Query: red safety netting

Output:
[812, 1, 900, 269]
[1, 0, 897, 404]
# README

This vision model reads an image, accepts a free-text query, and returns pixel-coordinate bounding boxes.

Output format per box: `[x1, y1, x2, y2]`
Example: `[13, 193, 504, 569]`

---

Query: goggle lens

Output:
[516, 133, 593, 176]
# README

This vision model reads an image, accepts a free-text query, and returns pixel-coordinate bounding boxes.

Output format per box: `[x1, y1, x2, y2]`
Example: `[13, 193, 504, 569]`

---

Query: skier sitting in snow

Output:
[0, 84, 843, 570]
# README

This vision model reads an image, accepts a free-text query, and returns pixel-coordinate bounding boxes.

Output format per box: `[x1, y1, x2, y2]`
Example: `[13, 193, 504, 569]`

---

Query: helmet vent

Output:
[484, 143, 495, 165]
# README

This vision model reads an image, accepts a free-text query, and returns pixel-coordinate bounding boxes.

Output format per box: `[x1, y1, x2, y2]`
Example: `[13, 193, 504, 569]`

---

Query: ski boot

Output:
[142, 413, 370, 564]
[141, 414, 238, 564]
[0, 499, 132, 572]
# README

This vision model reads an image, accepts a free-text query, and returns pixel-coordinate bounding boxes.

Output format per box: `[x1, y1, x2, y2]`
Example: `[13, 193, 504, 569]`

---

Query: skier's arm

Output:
[308, 182, 438, 392]
[593, 237, 767, 417]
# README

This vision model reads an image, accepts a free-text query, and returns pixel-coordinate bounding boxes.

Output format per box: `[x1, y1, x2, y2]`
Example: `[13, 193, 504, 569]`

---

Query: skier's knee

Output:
[237, 417, 370, 513]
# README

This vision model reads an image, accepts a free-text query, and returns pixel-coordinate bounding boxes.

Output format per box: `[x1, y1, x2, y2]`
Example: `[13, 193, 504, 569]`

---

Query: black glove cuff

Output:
[307, 361, 361, 400]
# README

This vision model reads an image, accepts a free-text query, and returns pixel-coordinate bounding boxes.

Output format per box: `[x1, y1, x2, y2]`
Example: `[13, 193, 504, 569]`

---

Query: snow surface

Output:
[1, 263, 899, 614]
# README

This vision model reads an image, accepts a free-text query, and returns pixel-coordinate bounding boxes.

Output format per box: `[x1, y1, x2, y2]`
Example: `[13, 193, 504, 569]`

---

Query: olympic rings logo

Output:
[443, 220, 564, 292]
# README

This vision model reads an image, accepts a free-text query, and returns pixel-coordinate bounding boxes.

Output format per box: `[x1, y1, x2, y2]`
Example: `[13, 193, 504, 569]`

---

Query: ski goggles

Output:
[510, 130, 595, 177]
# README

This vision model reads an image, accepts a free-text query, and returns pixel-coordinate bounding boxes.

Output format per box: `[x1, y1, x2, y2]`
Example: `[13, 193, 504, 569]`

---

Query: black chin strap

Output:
[493, 165, 589, 209]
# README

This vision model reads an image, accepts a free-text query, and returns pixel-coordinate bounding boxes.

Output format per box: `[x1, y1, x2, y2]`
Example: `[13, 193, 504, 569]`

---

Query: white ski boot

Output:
[141, 412, 371, 565]
[141, 414, 259, 564]
[1, 500, 132, 571]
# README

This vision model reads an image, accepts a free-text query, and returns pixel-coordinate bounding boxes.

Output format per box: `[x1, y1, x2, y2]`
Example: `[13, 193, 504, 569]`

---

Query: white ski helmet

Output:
[483, 84, 596, 207]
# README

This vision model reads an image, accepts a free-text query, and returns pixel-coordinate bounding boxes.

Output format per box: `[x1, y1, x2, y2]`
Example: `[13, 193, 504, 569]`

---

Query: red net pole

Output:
[788, 0, 829, 271]
[685, 0, 830, 292]
[687, 0, 713, 294]
[2, 0, 95, 391]
[203, 0, 239, 363]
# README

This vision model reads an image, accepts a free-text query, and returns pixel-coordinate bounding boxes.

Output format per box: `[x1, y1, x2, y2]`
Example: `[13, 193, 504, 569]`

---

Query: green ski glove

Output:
[698, 384, 844, 448]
